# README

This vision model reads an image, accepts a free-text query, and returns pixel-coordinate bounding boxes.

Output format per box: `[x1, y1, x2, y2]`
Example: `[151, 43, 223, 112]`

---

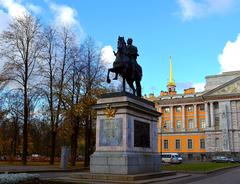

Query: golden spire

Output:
[168, 56, 176, 86]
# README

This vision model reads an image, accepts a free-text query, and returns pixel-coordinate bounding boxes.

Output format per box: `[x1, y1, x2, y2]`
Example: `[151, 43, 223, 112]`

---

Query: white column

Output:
[159, 107, 163, 133]
[194, 104, 198, 129]
[170, 106, 174, 132]
[182, 105, 185, 130]
[159, 117, 162, 133]
[205, 103, 209, 128]
[210, 102, 214, 128]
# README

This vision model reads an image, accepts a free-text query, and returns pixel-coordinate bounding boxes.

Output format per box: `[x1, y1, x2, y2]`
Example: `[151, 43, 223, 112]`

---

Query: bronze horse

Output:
[107, 37, 142, 97]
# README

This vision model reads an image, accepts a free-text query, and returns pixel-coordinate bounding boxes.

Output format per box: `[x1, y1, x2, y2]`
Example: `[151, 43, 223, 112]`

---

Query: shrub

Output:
[0, 173, 39, 184]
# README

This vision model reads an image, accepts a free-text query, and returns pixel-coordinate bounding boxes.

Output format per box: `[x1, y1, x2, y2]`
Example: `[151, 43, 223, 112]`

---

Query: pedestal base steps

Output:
[71, 171, 177, 183]
[90, 151, 161, 175]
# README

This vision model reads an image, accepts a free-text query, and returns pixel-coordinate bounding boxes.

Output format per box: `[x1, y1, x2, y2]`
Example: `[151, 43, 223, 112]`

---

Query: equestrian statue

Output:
[107, 37, 142, 97]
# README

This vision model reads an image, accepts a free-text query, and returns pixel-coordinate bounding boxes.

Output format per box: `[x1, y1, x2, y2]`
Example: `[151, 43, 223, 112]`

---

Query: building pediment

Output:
[203, 76, 240, 97]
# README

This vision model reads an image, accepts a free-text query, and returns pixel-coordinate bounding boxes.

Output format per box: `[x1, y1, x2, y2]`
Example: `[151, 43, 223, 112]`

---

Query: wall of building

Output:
[205, 100, 240, 155]
[152, 71, 240, 159]
[205, 71, 240, 91]
[158, 133, 206, 153]
[158, 104, 207, 160]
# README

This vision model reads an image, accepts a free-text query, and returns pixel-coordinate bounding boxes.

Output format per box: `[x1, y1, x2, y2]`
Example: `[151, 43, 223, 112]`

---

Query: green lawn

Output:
[162, 162, 240, 173]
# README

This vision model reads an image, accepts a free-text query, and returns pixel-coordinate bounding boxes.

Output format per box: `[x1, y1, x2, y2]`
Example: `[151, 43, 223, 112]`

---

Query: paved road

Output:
[37, 167, 240, 184]
[187, 167, 240, 184]
[2, 166, 240, 184]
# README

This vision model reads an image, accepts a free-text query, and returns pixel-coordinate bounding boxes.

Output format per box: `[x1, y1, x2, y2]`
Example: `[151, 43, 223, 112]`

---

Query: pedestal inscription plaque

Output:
[134, 120, 150, 148]
[99, 118, 123, 146]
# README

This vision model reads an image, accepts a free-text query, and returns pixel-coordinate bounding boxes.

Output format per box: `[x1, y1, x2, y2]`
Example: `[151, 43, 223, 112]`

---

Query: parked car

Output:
[212, 156, 229, 163]
[161, 153, 182, 164]
[227, 157, 240, 163]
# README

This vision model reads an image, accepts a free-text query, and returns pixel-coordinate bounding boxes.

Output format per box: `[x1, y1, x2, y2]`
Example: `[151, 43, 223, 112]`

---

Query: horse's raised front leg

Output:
[113, 72, 118, 80]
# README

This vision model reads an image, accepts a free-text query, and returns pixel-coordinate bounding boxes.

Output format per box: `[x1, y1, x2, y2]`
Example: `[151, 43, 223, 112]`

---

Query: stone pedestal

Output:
[90, 92, 161, 174]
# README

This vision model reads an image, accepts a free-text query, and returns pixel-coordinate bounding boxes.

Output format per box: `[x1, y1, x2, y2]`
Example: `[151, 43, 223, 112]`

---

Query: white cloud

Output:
[0, 0, 33, 34]
[177, 0, 203, 20]
[193, 82, 205, 92]
[100, 45, 115, 66]
[0, 0, 28, 17]
[218, 34, 240, 72]
[177, 0, 235, 21]
[49, 2, 84, 38]
[50, 3, 78, 27]
[0, 1, 42, 72]
[0, 0, 28, 71]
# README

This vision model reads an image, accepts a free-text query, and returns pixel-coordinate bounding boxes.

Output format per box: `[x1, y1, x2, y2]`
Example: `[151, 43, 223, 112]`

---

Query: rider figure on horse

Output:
[126, 38, 139, 80]
[113, 38, 139, 80]
[107, 36, 142, 97]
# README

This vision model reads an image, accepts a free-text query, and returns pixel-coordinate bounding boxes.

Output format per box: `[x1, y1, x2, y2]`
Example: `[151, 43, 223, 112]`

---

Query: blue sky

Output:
[1, 0, 240, 95]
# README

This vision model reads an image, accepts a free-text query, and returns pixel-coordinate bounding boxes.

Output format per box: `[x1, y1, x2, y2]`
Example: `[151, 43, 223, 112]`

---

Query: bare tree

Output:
[81, 37, 106, 167]
[62, 37, 107, 166]
[47, 27, 74, 164]
[0, 14, 43, 164]
[63, 42, 84, 166]
[0, 90, 23, 157]
[39, 26, 59, 164]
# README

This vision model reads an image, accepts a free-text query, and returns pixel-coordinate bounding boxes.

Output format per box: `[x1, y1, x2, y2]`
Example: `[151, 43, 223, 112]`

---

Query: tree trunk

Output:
[22, 99, 28, 164]
[13, 119, 18, 156]
[84, 117, 90, 167]
[49, 130, 56, 165]
[70, 120, 79, 166]
[89, 114, 93, 155]
[22, 62, 28, 165]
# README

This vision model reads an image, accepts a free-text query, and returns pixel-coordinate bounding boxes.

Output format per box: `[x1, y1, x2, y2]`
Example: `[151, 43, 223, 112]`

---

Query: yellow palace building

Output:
[147, 57, 240, 160]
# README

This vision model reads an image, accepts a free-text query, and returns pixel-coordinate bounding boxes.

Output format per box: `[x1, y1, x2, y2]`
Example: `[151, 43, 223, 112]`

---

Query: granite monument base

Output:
[90, 92, 161, 175]
[90, 151, 161, 174]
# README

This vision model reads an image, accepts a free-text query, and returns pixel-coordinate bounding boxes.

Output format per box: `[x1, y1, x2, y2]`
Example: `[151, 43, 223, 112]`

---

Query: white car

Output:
[161, 153, 183, 164]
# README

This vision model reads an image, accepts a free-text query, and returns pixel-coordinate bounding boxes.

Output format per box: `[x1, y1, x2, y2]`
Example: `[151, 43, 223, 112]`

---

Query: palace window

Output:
[199, 104, 205, 111]
[187, 139, 193, 149]
[176, 120, 182, 129]
[175, 106, 181, 112]
[214, 102, 219, 109]
[200, 139, 205, 149]
[175, 139, 181, 149]
[163, 140, 169, 149]
[188, 119, 194, 129]
[164, 107, 170, 113]
[215, 138, 220, 148]
[215, 117, 220, 130]
[186, 105, 193, 112]
[200, 119, 206, 129]
[164, 120, 170, 129]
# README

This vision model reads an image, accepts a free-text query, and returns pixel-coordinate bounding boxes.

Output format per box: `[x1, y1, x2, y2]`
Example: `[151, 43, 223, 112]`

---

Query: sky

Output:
[0, 0, 240, 96]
